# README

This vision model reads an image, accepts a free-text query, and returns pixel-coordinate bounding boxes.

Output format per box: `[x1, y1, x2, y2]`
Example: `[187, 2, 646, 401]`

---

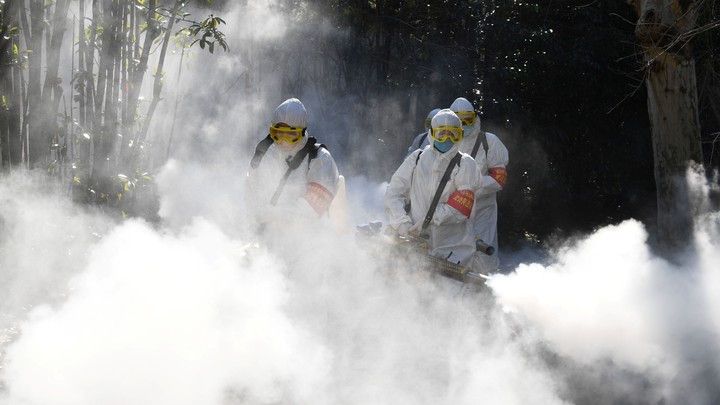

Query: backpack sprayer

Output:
[355, 221, 493, 286]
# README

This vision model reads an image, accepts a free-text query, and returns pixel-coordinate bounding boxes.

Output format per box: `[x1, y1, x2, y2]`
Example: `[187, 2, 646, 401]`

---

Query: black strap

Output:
[250, 135, 274, 169]
[422, 152, 461, 230]
[269, 137, 318, 206]
[470, 131, 488, 159]
[404, 150, 423, 214]
[310, 141, 326, 161]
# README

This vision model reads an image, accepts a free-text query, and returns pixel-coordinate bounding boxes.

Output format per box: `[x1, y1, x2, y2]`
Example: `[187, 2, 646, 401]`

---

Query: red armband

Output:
[489, 167, 507, 188]
[447, 189, 475, 218]
[304, 182, 334, 215]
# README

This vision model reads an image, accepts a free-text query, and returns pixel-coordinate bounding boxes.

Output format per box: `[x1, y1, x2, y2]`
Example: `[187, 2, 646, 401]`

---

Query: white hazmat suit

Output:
[246, 98, 339, 227]
[385, 109, 482, 267]
[451, 97, 509, 271]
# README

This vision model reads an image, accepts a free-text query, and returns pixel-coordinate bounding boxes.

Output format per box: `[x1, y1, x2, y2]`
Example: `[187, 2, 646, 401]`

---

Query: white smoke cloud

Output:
[488, 175, 720, 403]
[490, 220, 670, 368]
[0, 171, 112, 319]
[155, 158, 248, 234]
[3, 170, 719, 405]
[3, 1, 720, 405]
[1, 217, 330, 405]
[0, 168, 573, 405]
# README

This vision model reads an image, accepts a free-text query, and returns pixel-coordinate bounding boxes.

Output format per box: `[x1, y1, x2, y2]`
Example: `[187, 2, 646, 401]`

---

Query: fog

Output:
[2, 159, 720, 405]
[2, 1, 720, 404]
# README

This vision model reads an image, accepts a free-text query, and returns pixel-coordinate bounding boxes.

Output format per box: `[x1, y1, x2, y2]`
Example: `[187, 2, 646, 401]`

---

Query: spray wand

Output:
[355, 222, 493, 286]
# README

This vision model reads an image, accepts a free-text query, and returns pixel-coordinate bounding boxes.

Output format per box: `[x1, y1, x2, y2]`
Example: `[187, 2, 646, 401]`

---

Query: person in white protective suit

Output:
[385, 109, 482, 268]
[451, 97, 509, 272]
[405, 108, 441, 157]
[245, 98, 340, 230]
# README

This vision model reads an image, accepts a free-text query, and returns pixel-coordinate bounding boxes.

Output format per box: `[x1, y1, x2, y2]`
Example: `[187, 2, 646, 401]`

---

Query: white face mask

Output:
[276, 140, 298, 153]
[275, 135, 306, 155]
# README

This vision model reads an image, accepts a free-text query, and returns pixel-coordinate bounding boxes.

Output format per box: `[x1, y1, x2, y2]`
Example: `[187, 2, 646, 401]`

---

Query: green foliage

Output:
[66, 165, 159, 221]
[187, 14, 228, 53]
[0, 0, 228, 221]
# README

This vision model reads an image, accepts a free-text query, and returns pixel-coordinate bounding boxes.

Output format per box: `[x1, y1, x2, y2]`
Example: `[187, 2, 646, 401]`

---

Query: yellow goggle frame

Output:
[269, 124, 304, 144]
[456, 111, 477, 126]
[431, 126, 463, 143]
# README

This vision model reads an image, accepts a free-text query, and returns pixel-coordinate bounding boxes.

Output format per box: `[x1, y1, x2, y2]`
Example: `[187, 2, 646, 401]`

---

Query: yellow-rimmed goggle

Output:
[455, 111, 477, 126]
[269, 124, 304, 144]
[430, 126, 463, 143]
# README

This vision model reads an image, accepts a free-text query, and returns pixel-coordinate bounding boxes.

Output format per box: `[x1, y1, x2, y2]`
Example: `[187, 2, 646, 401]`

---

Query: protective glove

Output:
[396, 222, 412, 237]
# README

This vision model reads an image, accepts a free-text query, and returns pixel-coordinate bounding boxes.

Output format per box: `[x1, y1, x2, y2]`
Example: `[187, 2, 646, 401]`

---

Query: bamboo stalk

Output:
[136, 1, 181, 154]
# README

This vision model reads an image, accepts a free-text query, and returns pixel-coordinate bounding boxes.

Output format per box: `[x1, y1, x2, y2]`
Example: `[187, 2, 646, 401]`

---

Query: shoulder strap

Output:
[250, 134, 274, 169]
[404, 150, 423, 214]
[287, 137, 317, 170]
[270, 137, 317, 206]
[471, 131, 488, 158]
[422, 152, 461, 230]
[309, 140, 326, 162]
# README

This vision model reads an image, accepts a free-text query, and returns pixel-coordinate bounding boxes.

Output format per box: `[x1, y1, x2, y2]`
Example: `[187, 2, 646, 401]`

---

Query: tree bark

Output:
[0, 0, 20, 168]
[121, 0, 159, 163]
[134, 1, 182, 166]
[27, 0, 45, 167]
[626, 0, 704, 255]
[42, 0, 70, 115]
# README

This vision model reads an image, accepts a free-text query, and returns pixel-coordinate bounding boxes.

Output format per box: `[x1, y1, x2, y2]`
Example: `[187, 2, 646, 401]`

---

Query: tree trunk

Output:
[0, 0, 21, 168]
[646, 52, 703, 252]
[627, 0, 704, 256]
[27, 0, 45, 168]
[121, 0, 159, 163]
[133, 1, 181, 168]
[42, 0, 70, 114]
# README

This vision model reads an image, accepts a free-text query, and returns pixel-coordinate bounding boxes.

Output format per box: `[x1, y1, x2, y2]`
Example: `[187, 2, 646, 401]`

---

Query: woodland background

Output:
[1, 0, 719, 253]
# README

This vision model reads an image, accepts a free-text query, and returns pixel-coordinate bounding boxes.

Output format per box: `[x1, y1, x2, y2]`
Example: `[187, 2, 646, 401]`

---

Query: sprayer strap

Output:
[250, 135, 274, 169]
[269, 138, 318, 206]
[422, 152, 461, 230]
[471, 131, 488, 159]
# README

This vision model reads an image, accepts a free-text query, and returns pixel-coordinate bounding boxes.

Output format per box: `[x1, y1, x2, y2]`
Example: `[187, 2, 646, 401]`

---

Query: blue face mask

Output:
[434, 139, 454, 153]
